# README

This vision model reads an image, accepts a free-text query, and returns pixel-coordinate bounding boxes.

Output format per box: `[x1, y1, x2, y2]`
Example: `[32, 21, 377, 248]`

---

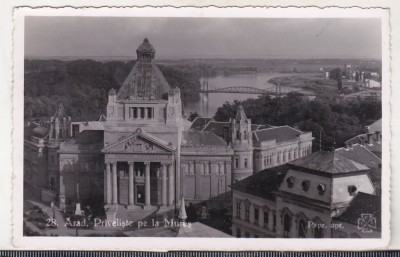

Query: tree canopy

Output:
[214, 93, 381, 150]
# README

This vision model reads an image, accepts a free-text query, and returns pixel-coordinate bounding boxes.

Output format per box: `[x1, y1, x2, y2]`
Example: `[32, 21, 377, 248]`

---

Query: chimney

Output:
[375, 131, 381, 143]
[367, 133, 373, 145]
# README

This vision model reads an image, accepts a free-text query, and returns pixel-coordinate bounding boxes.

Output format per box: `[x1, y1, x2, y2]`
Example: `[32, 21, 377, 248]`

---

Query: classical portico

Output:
[102, 130, 176, 209]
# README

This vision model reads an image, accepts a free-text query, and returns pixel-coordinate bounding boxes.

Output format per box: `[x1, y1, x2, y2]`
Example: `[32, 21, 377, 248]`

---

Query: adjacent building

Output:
[231, 151, 378, 238]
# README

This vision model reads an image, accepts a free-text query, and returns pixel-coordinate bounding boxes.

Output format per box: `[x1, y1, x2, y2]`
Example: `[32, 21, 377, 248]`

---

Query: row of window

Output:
[236, 202, 276, 228]
[235, 157, 249, 169]
[128, 107, 155, 119]
[184, 163, 227, 175]
[236, 130, 248, 140]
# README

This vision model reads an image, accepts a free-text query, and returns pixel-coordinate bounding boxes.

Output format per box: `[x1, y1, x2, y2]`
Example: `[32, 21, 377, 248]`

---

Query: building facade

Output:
[24, 38, 313, 218]
[231, 151, 378, 238]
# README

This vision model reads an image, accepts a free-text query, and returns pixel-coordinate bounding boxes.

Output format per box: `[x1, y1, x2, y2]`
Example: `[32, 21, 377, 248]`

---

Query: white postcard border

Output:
[12, 6, 391, 251]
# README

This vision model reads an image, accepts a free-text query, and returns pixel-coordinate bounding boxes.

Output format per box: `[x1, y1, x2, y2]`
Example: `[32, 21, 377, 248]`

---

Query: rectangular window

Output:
[245, 232, 250, 238]
[264, 211, 269, 227]
[147, 107, 153, 118]
[140, 107, 145, 119]
[235, 158, 239, 168]
[236, 202, 241, 218]
[236, 130, 240, 140]
[245, 205, 250, 222]
[264, 156, 267, 166]
[72, 125, 79, 137]
[223, 127, 229, 142]
[277, 153, 281, 163]
[283, 152, 286, 162]
[254, 208, 259, 224]
[273, 213, 276, 230]
[236, 228, 241, 238]
[244, 158, 248, 168]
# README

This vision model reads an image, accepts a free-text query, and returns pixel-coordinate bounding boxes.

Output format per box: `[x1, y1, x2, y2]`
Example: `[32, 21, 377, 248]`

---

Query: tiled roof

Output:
[202, 121, 230, 138]
[289, 151, 369, 174]
[59, 130, 104, 153]
[117, 62, 170, 100]
[252, 126, 303, 143]
[336, 144, 381, 169]
[334, 192, 381, 230]
[181, 131, 228, 148]
[336, 144, 381, 194]
[190, 117, 213, 131]
[231, 164, 290, 201]
[345, 133, 382, 157]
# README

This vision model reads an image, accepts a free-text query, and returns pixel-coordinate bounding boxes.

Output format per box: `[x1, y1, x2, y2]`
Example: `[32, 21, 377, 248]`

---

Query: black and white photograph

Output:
[12, 7, 390, 250]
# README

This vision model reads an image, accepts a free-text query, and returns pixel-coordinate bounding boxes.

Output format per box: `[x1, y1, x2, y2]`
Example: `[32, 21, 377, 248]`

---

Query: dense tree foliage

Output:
[214, 93, 381, 150]
[24, 60, 202, 121]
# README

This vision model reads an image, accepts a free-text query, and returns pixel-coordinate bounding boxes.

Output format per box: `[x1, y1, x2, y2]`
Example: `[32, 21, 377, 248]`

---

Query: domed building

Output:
[24, 38, 314, 223]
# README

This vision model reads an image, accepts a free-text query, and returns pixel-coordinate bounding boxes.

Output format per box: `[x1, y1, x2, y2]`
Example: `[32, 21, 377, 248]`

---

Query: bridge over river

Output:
[193, 83, 318, 97]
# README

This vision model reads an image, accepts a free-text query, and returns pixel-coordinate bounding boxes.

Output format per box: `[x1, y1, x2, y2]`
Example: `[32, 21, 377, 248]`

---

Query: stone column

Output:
[144, 108, 148, 119]
[268, 210, 274, 231]
[195, 162, 201, 199]
[290, 218, 297, 238]
[210, 162, 216, 197]
[161, 163, 167, 206]
[145, 162, 151, 206]
[112, 162, 118, 205]
[168, 163, 174, 205]
[259, 208, 264, 227]
[106, 162, 112, 204]
[225, 161, 232, 188]
[59, 172, 66, 210]
[128, 162, 134, 206]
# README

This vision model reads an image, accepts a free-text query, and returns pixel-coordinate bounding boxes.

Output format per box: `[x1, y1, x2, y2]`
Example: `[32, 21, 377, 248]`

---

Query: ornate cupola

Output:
[136, 38, 155, 62]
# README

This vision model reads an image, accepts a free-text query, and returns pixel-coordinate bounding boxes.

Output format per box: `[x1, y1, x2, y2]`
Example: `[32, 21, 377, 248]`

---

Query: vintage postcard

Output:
[12, 7, 390, 250]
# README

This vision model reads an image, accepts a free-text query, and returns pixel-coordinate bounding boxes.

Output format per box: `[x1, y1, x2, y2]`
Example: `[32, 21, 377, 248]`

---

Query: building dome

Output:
[136, 38, 155, 60]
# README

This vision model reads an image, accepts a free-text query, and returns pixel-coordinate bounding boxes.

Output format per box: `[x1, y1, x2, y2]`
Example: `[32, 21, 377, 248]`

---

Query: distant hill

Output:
[24, 59, 203, 121]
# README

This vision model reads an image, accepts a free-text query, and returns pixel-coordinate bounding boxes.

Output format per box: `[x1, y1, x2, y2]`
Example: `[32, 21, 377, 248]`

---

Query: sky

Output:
[25, 17, 382, 59]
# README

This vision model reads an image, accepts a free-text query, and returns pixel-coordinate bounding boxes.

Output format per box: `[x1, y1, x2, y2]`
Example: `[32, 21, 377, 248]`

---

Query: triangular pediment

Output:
[102, 130, 174, 154]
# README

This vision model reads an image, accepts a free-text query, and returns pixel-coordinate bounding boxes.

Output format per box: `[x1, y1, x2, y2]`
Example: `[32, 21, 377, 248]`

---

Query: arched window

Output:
[283, 214, 291, 238]
[298, 219, 307, 238]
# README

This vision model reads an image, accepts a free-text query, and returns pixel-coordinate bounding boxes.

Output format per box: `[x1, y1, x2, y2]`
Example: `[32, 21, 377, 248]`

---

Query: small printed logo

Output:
[357, 214, 376, 233]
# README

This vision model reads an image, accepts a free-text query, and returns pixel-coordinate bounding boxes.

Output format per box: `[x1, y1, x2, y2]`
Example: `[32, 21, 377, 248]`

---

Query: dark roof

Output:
[190, 117, 213, 131]
[252, 126, 303, 143]
[117, 39, 169, 100]
[289, 151, 369, 174]
[181, 131, 227, 148]
[336, 144, 382, 194]
[367, 119, 382, 133]
[202, 121, 230, 138]
[231, 164, 290, 201]
[334, 192, 381, 230]
[345, 133, 382, 156]
[24, 123, 49, 139]
[336, 145, 381, 169]
[251, 124, 269, 131]
[60, 130, 104, 153]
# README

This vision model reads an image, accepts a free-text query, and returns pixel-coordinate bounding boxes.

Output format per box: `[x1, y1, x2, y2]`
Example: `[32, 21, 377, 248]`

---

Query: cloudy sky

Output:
[25, 17, 382, 59]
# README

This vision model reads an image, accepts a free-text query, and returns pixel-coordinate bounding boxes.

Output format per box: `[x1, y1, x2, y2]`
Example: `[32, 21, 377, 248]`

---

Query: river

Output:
[183, 72, 308, 118]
